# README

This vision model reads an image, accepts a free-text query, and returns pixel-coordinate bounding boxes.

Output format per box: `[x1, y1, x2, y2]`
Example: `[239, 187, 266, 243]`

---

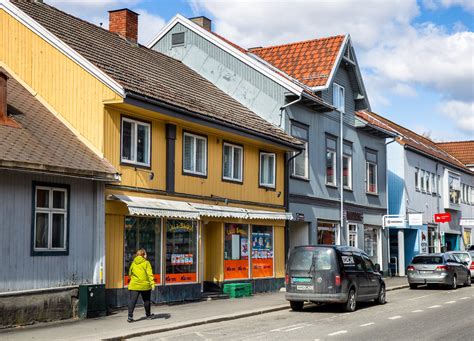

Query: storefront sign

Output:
[383, 215, 405, 228]
[408, 214, 423, 226]
[224, 260, 249, 279]
[460, 218, 474, 226]
[345, 211, 364, 222]
[434, 213, 451, 223]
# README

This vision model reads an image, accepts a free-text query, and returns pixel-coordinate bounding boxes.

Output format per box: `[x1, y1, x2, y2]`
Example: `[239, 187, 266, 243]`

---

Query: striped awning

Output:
[110, 195, 293, 221]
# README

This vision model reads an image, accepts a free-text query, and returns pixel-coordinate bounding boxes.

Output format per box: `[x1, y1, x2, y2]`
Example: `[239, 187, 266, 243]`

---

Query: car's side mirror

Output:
[374, 264, 381, 273]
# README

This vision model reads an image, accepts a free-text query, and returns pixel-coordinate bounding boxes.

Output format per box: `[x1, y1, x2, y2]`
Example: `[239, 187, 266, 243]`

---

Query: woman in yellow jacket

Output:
[127, 249, 155, 322]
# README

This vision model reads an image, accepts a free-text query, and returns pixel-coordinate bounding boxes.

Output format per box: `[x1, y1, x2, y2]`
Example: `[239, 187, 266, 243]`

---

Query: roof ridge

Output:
[437, 140, 474, 144]
[251, 34, 347, 52]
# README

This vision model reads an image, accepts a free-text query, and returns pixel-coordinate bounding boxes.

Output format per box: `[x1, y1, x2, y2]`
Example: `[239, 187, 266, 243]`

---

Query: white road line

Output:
[328, 331, 348, 336]
[360, 322, 375, 327]
[285, 326, 306, 332]
[408, 294, 435, 301]
[270, 324, 305, 332]
[412, 310, 423, 313]
[445, 301, 456, 304]
[428, 305, 441, 309]
[388, 316, 402, 320]
[460, 297, 470, 300]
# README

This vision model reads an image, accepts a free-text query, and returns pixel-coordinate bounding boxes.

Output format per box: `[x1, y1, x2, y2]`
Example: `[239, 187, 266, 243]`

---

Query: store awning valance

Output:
[109, 195, 293, 221]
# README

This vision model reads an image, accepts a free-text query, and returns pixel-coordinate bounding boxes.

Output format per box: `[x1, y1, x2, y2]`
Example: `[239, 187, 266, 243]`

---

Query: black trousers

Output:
[128, 290, 151, 318]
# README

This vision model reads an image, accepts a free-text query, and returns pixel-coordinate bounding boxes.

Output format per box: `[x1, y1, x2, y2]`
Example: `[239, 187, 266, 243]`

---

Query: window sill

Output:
[291, 175, 310, 182]
[31, 250, 69, 256]
[259, 184, 276, 191]
[343, 187, 353, 192]
[326, 184, 338, 189]
[120, 161, 151, 170]
[222, 177, 243, 185]
[366, 192, 379, 196]
[183, 171, 208, 179]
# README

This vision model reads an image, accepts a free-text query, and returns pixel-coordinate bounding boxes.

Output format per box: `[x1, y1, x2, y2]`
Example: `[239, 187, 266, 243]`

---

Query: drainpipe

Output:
[338, 108, 344, 245]
[436, 161, 440, 253]
[385, 138, 396, 274]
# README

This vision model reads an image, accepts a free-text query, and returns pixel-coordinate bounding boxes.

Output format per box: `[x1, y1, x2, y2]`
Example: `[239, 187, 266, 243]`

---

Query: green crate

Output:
[223, 283, 252, 298]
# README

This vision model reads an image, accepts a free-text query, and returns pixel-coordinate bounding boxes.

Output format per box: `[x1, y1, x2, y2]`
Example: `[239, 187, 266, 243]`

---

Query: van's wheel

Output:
[375, 284, 386, 305]
[465, 275, 471, 287]
[409, 284, 418, 289]
[290, 301, 304, 311]
[450, 275, 457, 290]
[343, 288, 357, 312]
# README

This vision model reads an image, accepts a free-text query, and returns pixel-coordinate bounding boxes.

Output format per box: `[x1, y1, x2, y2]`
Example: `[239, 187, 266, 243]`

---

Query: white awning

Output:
[110, 195, 293, 221]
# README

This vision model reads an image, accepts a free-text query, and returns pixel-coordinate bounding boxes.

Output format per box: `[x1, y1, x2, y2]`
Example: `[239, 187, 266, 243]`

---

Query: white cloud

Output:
[423, 0, 474, 12]
[438, 100, 474, 134]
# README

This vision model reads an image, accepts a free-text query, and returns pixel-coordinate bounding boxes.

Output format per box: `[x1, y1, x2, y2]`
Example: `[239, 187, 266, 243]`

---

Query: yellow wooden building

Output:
[1, 1, 302, 304]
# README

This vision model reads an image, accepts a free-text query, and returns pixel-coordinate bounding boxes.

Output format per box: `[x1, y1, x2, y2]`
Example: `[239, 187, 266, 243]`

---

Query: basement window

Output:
[171, 32, 185, 47]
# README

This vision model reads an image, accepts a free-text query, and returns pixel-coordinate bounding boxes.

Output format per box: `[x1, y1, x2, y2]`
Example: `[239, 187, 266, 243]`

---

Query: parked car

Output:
[285, 245, 386, 312]
[446, 251, 473, 278]
[407, 253, 471, 289]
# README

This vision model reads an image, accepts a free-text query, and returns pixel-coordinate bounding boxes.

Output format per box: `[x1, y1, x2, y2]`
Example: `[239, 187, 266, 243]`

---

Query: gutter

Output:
[279, 94, 302, 127]
[125, 92, 303, 151]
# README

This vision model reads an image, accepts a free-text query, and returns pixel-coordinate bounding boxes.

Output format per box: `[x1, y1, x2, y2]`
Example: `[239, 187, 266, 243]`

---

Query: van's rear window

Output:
[289, 248, 335, 271]
[412, 256, 443, 264]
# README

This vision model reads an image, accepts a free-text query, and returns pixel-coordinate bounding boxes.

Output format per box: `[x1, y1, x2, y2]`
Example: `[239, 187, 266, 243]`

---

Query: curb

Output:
[102, 304, 289, 340]
[386, 284, 409, 291]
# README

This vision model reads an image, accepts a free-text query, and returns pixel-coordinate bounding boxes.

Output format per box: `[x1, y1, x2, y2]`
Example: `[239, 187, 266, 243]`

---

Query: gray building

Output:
[0, 70, 116, 327]
[359, 111, 474, 276]
[149, 16, 393, 271]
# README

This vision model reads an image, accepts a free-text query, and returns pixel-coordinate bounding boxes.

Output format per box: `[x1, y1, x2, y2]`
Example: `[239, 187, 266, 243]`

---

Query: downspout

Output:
[339, 108, 343, 245]
[436, 161, 440, 252]
[384, 137, 396, 274]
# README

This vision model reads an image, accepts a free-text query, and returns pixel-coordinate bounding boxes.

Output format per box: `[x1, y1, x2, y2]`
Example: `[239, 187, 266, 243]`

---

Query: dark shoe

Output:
[127, 317, 134, 323]
[146, 313, 155, 320]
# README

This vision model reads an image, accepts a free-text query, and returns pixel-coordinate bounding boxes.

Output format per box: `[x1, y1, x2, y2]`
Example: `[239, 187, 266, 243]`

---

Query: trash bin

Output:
[78, 284, 106, 319]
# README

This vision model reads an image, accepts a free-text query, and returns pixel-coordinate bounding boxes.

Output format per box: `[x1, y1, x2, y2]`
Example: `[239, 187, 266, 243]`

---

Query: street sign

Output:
[460, 218, 474, 226]
[408, 213, 423, 226]
[434, 213, 451, 223]
[383, 215, 405, 228]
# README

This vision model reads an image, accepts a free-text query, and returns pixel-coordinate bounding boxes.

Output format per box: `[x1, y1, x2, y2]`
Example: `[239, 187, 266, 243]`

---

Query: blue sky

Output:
[48, 0, 473, 141]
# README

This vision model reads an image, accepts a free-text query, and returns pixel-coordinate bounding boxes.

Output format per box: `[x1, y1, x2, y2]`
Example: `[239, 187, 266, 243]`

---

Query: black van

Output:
[285, 245, 386, 312]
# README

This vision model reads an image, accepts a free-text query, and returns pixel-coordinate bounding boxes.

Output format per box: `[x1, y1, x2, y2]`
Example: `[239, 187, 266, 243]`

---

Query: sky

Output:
[47, 0, 474, 142]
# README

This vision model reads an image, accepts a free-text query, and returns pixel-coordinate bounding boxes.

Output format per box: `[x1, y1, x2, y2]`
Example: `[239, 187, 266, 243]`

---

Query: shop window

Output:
[124, 217, 161, 286]
[183, 132, 207, 176]
[165, 220, 198, 283]
[326, 136, 337, 186]
[224, 224, 249, 280]
[251, 226, 273, 278]
[428, 226, 437, 253]
[448, 172, 461, 205]
[343, 142, 352, 189]
[333, 83, 345, 113]
[365, 150, 378, 194]
[364, 226, 379, 265]
[291, 122, 309, 179]
[121, 117, 150, 167]
[259, 152, 276, 188]
[223, 142, 243, 182]
[317, 222, 336, 245]
[32, 184, 69, 255]
[348, 224, 358, 247]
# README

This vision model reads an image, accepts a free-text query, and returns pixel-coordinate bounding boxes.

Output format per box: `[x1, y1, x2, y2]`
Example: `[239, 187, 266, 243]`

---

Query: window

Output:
[425, 172, 430, 193]
[461, 184, 465, 203]
[431, 173, 437, 194]
[333, 83, 345, 113]
[291, 123, 309, 179]
[326, 136, 337, 186]
[224, 224, 249, 279]
[259, 152, 276, 188]
[366, 150, 378, 194]
[318, 221, 337, 245]
[415, 168, 419, 189]
[362, 255, 375, 272]
[33, 184, 68, 253]
[223, 142, 243, 182]
[420, 170, 425, 191]
[448, 172, 461, 205]
[183, 132, 207, 176]
[121, 117, 151, 167]
[171, 32, 185, 46]
[348, 224, 358, 247]
[251, 225, 273, 278]
[364, 226, 379, 265]
[343, 142, 352, 189]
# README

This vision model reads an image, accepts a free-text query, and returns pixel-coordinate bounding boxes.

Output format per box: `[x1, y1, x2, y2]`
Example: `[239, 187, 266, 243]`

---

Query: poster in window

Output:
[224, 224, 249, 280]
[251, 226, 273, 278]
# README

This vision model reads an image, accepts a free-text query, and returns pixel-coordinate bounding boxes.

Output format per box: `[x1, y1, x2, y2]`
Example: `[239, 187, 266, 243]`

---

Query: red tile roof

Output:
[437, 141, 474, 166]
[250, 35, 346, 88]
[356, 110, 471, 172]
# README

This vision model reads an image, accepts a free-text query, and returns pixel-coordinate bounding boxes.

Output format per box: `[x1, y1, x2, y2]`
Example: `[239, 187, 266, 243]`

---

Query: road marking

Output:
[360, 322, 375, 327]
[285, 326, 306, 332]
[408, 294, 435, 301]
[428, 305, 441, 309]
[445, 301, 456, 304]
[328, 331, 348, 336]
[388, 316, 402, 320]
[271, 323, 309, 332]
[412, 310, 423, 313]
[460, 297, 470, 300]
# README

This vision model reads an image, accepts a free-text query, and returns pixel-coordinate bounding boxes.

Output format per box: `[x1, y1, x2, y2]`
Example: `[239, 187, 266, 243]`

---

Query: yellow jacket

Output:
[128, 256, 155, 291]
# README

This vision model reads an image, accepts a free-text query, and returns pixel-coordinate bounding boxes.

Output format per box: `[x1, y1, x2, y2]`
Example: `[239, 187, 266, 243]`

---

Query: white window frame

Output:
[426, 172, 431, 193]
[121, 117, 151, 167]
[183, 132, 207, 176]
[431, 173, 437, 194]
[415, 167, 419, 190]
[326, 136, 337, 187]
[33, 186, 68, 252]
[259, 152, 276, 188]
[222, 142, 243, 182]
[348, 223, 358, 248]
[343, 154, 352, 190]
[420, 170, 426, 192]
[290, 123, 309, 180]
[333, 83, 345, 113]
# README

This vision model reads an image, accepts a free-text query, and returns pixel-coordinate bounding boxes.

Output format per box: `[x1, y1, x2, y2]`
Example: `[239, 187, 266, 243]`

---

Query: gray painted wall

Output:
[0, 170, 105, 292]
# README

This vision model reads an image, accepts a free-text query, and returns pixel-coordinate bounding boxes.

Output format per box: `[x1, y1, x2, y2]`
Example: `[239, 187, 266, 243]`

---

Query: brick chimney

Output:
[0, 72, 20, 128]
[108, 9, 139, 43]
[190, 16, 212, 31]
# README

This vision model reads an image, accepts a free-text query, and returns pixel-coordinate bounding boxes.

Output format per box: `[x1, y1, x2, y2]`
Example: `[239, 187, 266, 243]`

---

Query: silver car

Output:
[407, 253, 471, 289]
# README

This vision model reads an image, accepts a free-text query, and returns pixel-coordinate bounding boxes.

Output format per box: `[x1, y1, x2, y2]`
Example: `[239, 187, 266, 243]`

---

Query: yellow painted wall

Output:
[0, 10, 121, 153]
[105, 214, 125, 289]
[203, 221, 224, 282]
[274, 225, 285, 278]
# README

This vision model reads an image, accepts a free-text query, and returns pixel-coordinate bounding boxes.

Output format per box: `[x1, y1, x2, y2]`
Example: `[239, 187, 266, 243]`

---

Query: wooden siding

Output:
[0, 170, 105, 292]
[0, 10, 121, 154]
[274, 225, 285, 278]
[105, 214, 124, 289]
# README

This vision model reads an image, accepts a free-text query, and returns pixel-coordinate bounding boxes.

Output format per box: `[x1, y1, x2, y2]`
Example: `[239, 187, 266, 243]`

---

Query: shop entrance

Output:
[289, 221, 309, 249]
[445, 233, 459, 251]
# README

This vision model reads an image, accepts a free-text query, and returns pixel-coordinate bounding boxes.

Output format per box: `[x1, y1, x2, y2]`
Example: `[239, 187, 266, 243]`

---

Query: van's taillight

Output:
[407, 266, 415, 271]
[285, 274, 289, 285]
[470, 261, 474, 270]
[335, 275, 341, 286]
[435, 265, 448, 271]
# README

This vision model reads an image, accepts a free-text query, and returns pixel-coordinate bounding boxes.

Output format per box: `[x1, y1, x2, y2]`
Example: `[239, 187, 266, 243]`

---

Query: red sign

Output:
[434, 213, 451, 223]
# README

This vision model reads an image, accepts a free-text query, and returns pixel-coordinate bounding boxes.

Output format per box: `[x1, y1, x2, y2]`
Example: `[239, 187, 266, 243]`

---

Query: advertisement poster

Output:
[171, 253, 193, 266]
[251, 232, 272, 259]
[241, 238, 249, 257]
[224, 259, 249, 279]
[165, 273, 197, 283]
[419, 226, 428, 254]
[252, 258, 273, 278]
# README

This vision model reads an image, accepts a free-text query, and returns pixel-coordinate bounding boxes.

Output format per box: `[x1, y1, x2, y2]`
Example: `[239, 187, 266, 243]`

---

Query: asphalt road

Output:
[134, 285, 474, 341]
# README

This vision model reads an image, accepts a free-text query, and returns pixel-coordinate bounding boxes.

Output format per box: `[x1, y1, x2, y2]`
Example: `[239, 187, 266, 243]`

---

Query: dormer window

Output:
[333, 83, 345, 113]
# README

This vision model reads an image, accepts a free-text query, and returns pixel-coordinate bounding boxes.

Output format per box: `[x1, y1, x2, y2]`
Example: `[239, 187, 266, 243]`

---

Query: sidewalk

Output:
[0, 277, 408, 341]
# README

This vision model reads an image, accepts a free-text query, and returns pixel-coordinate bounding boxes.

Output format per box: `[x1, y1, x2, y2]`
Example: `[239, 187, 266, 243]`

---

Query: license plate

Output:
[296, 285, 314, 291]
[292, 277, 312, 283]
[419, 270, 432, 274]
